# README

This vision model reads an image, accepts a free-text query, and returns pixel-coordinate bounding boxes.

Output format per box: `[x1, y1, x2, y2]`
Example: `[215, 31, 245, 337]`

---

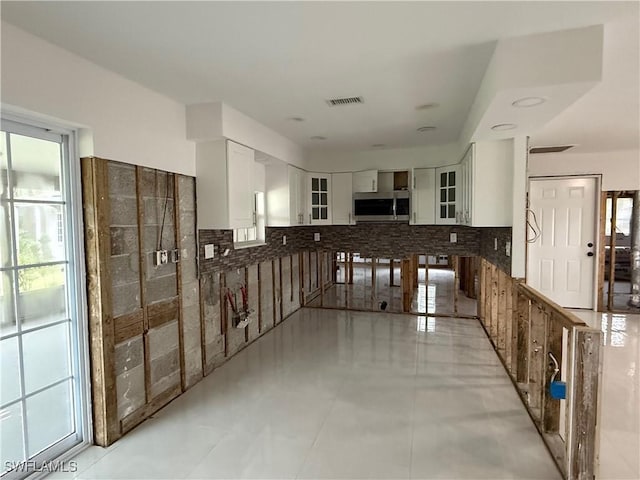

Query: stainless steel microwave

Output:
[353, 191, 411, 222]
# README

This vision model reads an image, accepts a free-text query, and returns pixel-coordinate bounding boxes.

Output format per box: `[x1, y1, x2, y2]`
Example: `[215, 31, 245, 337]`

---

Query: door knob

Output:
[587, 252, 594, 257]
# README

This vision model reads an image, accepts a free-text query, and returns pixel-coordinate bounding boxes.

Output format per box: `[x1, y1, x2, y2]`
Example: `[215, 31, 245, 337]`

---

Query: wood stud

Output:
[478, 258, 602, 480]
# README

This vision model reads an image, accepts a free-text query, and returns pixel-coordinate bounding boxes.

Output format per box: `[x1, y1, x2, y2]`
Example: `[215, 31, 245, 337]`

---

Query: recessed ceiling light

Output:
[415, 103, 440, 110]
[288, 116, 305, 122]
[491, 123, 517, 131]
[310, 135, 327, 140]
[512, 97, 546, 108]
[417, 126, 436, 132]
[371, 144, 386, 148]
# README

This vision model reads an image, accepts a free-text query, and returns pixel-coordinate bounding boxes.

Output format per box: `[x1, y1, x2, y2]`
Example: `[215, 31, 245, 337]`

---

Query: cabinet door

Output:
[352, 169, 378, 192]
[287, 166, 305, 225]
[435, 165, 459, 225]
[331, 172, 353, 225]
[460, 145, 474, 225]
[308, 173, 332, 225]
[412, 168, 435, 224]
[227, 140, 255, 229]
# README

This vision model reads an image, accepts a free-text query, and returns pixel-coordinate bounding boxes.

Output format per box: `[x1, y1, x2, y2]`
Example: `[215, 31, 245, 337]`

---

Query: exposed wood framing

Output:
[597, 192, 607, 311]
[173, 174, 187, 391]
[257, 264, 263, 333]
[244, 267, 250, 342]
[607, 192, 618, 311]
[453, 255, 459, 314]
[569, 328, 601, 480]
[543, 313, 563, 433]
[81, 157, 119, 447]
[134, 166, 152, 404]
[479, 258, 603, 480]
[401, 257, 412, 312]
[113, 310, 144, 344]
[147, 297, 180, 329]
[120, 383, 181, 435]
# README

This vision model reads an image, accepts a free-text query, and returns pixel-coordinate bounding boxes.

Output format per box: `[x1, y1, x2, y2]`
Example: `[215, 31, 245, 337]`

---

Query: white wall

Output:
[1, 22, 195, 175]
[305, 143, 462, 173]
[528, 149, 640, 191]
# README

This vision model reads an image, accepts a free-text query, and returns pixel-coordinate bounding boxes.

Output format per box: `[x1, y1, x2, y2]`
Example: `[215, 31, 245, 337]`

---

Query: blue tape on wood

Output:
[549, 381, 566, 399]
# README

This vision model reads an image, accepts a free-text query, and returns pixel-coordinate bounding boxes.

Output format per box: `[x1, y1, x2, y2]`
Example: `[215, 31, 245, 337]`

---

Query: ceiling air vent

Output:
[529, 145, 574, 154]
[326, 96, 363, 106]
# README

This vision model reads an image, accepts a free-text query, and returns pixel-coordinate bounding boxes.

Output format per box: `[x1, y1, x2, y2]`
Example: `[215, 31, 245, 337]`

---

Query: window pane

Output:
[439, 189, 446, 203]
[1, 337, 21, 405]
[312, 207, 319, 220]
[320, 193, 327, 206]
[320, 178, 327, 191]
[448, 188, 455, 202]
[440, 172, 447, 187]
[0, 270, 16, 336]
[448, 204, 456, 218]
[312, 193, 319, 205]
[320, 207, 327, 220]
[0, 132, 8, 199]
[16, 204, 66, 265]
[616, 198, 633, 236]
[18, 264, 67, 327]
[23, 322, 71, 395]
[440, 205, 447, 218]
[10, 133, 62, 201]
[448, 171, 456, 185]
[1, 402, 25, 471]
[26, 380, 74, 457]
[312, 178, 319, 191]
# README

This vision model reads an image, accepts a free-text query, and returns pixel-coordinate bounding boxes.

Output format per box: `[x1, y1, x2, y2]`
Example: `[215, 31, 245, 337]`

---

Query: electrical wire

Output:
[157, 172, 170, 251]
[527, 208, 542, 243]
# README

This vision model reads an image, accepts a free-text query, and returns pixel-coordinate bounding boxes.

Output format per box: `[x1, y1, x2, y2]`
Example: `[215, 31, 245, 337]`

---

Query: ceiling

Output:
[1, 1, 638, 153]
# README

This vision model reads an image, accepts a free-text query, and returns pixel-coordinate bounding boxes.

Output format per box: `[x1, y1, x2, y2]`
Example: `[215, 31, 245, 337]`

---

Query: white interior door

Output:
[527, 177, 597, 309]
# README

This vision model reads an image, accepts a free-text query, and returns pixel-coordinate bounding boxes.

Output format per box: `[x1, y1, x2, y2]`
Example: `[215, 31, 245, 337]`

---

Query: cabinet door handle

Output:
[413, 212, 416, 223]
[348, 212, 351, 224]
[253, 212, 257, 226]
[309, 213, 311, 224]
[372, 179, 376, 191]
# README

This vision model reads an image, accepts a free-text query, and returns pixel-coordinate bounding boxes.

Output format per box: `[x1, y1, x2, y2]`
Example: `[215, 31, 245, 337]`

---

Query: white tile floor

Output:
[50, 309, 560, 480]
[570, 309, 640, 480]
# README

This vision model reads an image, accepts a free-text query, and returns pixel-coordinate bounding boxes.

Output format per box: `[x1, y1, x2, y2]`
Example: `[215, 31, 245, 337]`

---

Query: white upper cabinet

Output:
[307, 173, 332, 225]
[352, 169, 378, 192]
[331, 172, 353, 225]
[435, 165, 460, 225]
[466, 140, 514, 227]
[411, 168, 436, 224]
[289, 165, 307, 225]
[195, 139, 256, 229]
[227, 141, 255, 228]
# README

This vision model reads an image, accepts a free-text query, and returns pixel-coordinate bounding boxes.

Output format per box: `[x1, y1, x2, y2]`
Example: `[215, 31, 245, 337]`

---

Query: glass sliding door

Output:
[1, 119, 89, 479]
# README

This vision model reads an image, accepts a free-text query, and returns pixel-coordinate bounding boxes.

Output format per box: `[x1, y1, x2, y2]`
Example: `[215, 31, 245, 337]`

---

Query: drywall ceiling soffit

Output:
[464, 25, 604, 143]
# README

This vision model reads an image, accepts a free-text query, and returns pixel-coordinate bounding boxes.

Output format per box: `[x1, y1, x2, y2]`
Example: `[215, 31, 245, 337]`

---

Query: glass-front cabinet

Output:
[435, 165, 459, 225]
[308, 173, 332, 225]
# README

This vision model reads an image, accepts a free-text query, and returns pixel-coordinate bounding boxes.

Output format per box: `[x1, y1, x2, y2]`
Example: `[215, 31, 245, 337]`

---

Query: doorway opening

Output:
[599, 190, 640, 312]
